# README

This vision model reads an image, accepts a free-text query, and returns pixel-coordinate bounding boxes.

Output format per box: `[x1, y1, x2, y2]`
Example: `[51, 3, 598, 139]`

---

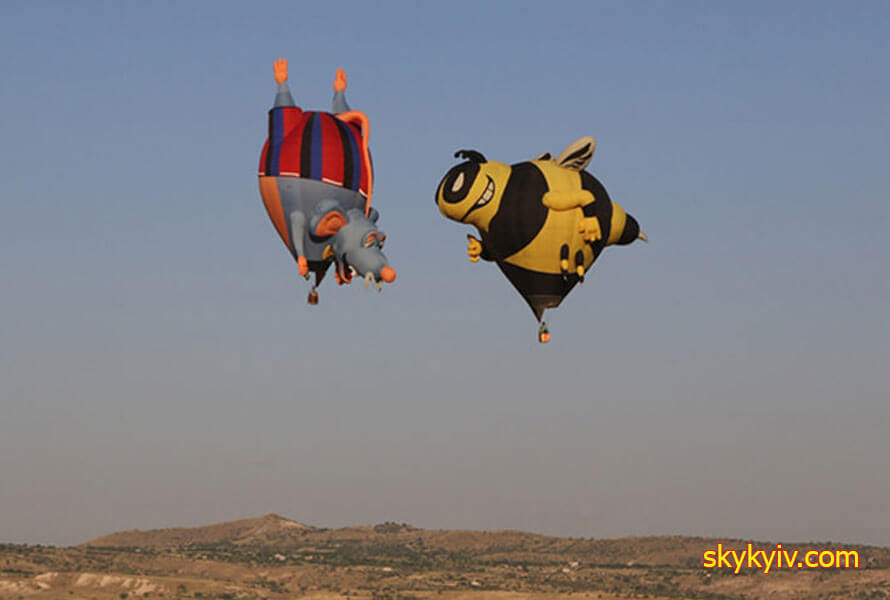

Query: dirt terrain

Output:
[2, 514, 888, 599]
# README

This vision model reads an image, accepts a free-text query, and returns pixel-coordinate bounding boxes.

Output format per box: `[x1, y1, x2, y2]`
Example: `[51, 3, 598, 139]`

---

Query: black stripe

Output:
[301, 111, 315, 178]
[618, 215, 640, 245]
[486, 162, 550, 259]
[580, 170, 613, 258]
[497, 261, 577, 321]
[334, 117, 354, 189]
[264, 109, 276, 175]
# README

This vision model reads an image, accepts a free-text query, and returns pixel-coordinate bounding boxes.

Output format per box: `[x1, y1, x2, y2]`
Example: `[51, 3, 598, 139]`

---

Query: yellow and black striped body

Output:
[436, 148, 643, 322]
[480, 160, 640, 319]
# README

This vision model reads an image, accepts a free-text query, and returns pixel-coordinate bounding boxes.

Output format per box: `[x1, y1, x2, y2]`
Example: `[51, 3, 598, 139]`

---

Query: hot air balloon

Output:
[435, 138, 645, 342]
[259, 59, 395, 304]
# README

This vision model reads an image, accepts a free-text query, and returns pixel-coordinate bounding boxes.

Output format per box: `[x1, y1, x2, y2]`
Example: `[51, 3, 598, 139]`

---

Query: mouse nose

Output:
[380, 266, 396, 283]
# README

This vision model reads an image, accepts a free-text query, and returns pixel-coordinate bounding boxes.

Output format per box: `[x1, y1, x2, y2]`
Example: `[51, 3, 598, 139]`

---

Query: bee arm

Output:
[467, 234, 493, 262]
[578, 202, 603, 242]
[541, 190, 594, 211]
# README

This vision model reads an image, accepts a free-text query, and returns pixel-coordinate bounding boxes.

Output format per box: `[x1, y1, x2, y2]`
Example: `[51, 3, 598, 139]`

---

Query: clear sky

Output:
[1, 1, 889, 547]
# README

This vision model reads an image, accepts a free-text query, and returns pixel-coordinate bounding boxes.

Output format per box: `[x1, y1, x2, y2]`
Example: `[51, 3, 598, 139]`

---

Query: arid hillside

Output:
[2, 515, 888, 599]
[84, 514, 311, 549]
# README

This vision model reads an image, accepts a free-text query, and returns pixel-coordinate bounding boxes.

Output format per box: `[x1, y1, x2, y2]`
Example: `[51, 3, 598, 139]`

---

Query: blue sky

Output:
[1, 1, 889, 546]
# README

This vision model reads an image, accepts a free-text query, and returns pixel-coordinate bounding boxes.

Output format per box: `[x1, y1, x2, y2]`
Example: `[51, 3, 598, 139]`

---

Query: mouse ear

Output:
[454, 149, 487, 163]
[367, 206, 380, 222]
[309, 199, 347, 238]
[313, 210, 346, 237]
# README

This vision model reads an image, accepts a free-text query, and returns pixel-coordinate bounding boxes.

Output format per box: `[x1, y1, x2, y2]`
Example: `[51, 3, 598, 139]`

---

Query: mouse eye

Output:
[364, 232, 380, 248]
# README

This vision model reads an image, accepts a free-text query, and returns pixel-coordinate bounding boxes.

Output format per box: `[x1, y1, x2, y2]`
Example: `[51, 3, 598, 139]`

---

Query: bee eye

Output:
[439, 162, 480, 205]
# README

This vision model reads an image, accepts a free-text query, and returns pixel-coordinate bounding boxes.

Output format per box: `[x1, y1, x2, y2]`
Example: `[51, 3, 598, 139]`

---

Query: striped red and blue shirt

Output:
[259, 107, 371, 198]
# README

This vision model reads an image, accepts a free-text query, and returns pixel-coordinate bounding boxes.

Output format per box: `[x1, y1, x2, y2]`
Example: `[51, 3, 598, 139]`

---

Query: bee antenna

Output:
[454, 149, 487, 163]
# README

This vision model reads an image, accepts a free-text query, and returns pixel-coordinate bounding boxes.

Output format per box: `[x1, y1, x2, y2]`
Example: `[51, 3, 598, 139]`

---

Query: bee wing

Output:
[534, 152, 553, 161]
[555, 136, 596, 170]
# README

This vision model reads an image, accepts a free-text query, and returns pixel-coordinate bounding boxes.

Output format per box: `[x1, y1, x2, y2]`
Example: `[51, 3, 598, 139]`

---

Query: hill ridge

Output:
[81, 515, 889, 568]
[83, 513, 311, 548]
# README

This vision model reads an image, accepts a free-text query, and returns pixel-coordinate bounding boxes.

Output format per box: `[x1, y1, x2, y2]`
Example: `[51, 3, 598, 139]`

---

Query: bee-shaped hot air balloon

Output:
[435, 138, 646, 342]
[258, 59, 395, 304]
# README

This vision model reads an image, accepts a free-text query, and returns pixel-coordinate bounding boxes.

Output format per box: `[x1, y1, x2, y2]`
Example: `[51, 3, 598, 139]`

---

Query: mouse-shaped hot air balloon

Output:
[258, 59, 395, 304]
[435, 138, 645, 342]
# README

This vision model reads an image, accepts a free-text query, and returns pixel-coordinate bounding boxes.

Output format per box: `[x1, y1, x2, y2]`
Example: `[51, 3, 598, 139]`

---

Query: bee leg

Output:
[575, 250, 585, 283]
[559, 244, 570, 281]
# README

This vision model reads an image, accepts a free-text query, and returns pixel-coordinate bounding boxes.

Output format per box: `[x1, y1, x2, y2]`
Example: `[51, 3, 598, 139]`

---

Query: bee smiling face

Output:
[436, 150, 505, 231]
